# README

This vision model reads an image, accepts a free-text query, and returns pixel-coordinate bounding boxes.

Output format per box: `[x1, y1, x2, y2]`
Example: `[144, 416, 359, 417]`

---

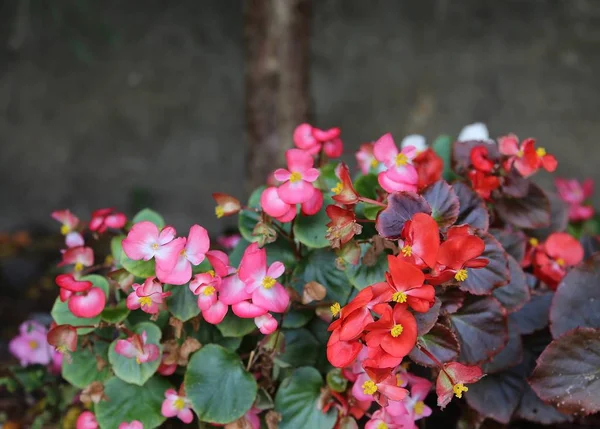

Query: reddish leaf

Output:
[490, 228, 526, 264]
[510, 292, 552, 336]
[375, 192, 431, 239]
[452, 182, 489, 231]
[449, 296, 508, 365]
[550, 253, 600, 339]
[421, 181, 459, 229]
[436, 361, 484, 409]
[495, 183, 550, 229]
[493, 255, 530, 313]
[525, 192, 568, 240]
[529, 327, 600, 416]
[482, 319, 523, 374]
[515, 384, 572, 425]
[413, 298, 441, 336]
[436, 288, 465, 315]
[581, 235, 600, 260]
[409, 324, 459, 367]
[459, 231, 509, 295]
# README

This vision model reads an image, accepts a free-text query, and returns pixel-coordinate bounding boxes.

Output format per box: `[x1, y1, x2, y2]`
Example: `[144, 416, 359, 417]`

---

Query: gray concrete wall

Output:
[1, 0, 599, 234]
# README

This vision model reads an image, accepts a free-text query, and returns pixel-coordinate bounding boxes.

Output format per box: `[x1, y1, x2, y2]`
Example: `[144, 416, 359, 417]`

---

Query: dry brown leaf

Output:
[302, 281, 326, 304]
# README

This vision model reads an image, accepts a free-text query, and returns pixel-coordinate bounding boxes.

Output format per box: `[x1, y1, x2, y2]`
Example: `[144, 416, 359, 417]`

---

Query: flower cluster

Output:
[9, 320, 62, 372]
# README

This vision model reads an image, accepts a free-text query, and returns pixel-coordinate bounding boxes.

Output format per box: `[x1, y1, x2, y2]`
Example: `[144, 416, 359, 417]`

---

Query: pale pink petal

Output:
[251, 283, 289, 313]
[302, 168, 320, 182]
[386, 164, 418, 183]
[122, 221, 160, 261]
[286, 148, 314, 173]
[220, 275, 251, 305]
[115, 339, 137, 359]
[207, 250, 230, 277]
[177, 408, 194, 424]
[161, 398, 179, 418]
[378, 171, 418, 193]
[155, 237, 187, 273]
[276, 205, 297, 223]
[239, 243, 266, 290]
[158, 226, 177, 244]
[261, 187, 292, 218]
[273, 168, 291, 182]
[66, 232, 84, 248]
[126, 291, 142, 310]
[277, 181, 315, 204]
[156, 254, 192, 285]
[400, 144, 418, 161]
[267, 262, 285, 279]
[202, 301, 228, 324]
[185, 225, 209, 265]
[373, 133, 398, 163]
[255, 313, 278, 334]
[189, 273, 216, 294]
[197, 288, 218, 310]
[232, 300, 268, 318]
[498, 135, 520, 155]
[105, 213, 127, 229]
[351, 374, 374, 402]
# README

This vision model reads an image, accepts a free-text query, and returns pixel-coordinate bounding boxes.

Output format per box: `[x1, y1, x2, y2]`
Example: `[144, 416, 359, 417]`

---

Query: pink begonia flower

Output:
[356, 143, 378, 175]
[126, 277, 171, 314]
[243, 407, 261, 429]
[52, 209, 85, 248]
[293, 123, 321, 155]
[155, 225, 210, 285]
[76, 411, 98, 429]
[400, 375, 433, 421]
[216, 233, 241, 250]
[9, 321, 52, 367]
[122, 221, 185, 272]
[115, 331, 160, 364]
[555, 177, 595, 221]
[56, 273, 93, 294]
[239, 243, 289, 313]
[365, 408, 414, 429]
[274, 149, 320, 204]
[254, 313, 278, 334]
[59, 246, 94, 272]
[220, 274, 252, 306]
[261, 187, 294, 218]
[232, 300, 269, 318]
[313, 127, 343, 158]
[352, 371, 408, 404]
[161, 389, 194, 424]
[68, 286, 106, 318]
[189, 251, 231, 324]
[118, 421, 144, 429]
[89, 208, 127, 233]
[300, 187, 324, 216]
[373, 133, 419, 193]
[498, 134, 557, 177]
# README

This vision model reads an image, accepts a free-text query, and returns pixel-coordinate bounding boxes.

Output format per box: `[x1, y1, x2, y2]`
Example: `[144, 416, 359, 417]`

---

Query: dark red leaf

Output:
[421, 181, 459, 229]
[449, 296, 508, 365]
[492, 255, 530, 313]
[501, 169, 530, 198]
[510, 291, 552, 336]
[436, 288, 465, 315]
[413, 298, 441, 336]
[459, 231, 509, 295]
[525, 192, 569, 240]
[515, 383, 572, 425]
[490, 228, 526, 264]
[408, 324, 459, 367]
[581, 235, 600, 260]
[452, 182, 489, 231]
[529, 327, 600, 416]
[495, 183, 551, 229]
[482, 319, 523, 374]
[550, 253, 600, 339]
[375, 192, 431, 239]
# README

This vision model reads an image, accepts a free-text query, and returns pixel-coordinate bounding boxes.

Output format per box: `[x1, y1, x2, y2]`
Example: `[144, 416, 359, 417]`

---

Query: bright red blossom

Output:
[499, 134, 557, 177]
[532, 232, 584, 289]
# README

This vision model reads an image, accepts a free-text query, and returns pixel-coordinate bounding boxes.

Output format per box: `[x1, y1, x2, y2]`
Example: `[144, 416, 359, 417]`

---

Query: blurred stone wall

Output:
[1, 0, 599, 234]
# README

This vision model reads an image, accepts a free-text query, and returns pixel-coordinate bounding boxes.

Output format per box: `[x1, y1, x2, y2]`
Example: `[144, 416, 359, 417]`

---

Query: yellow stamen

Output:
[173, 397, 185, 411]
[391, 324, 404, 337]
[135, 357, 141, 365]
[395, 153, 408, 167]
[414, 400, 425, 415]
[392, 291, 407, 303]
[556, 258, 565, 266]
[74, 262, 84, 272]
[536, 147, 547, 157]
[330, 302, 341, 317]
[370, 158, 379, 168]
[453, 383, 468, 398]
[400, 362, 410, 370]
[396, 374, 404, 386]
[29, 340, 38, 350]
[56, 345, 68, 354]
[401, 244, 412, 257]
[215, 206, 225, 218]
[529, 237, 539, 247]
[516, 150, 524, 158]
[455, 269, 468, 282]
[104, 255, 114, 266]
[208, 270, 215, 277]
[377, 423, 388, 429]
[331, 182, 343, 195]
[262, 276, 276, 289]
[362, 380, 377, 395]
[60, 224, 70, 235]
[289, 171, 303, 183]
[180, 249, 187, 256]
[152, 243, 159, 250]
[139, 296, 153, 307]
[203, 285, 216, 296]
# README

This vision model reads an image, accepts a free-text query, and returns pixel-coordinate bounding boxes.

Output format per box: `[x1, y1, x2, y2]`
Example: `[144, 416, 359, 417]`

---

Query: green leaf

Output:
[282, 308, 313, 329]
[353, 173, 379, 199]
[51, 274, 110, 335]
[277, 329, 319, 368]
[111, 235, 125, 268]
[132, 208, 165, 228]
[120, 250, 156, 278]
[345, 244, 388, 290]
[293, 196, 334, 249]
[95, 376, 170, 429]
[165, 284, 200, 322]
[318, 162, 339, 192]
[363, 204, 382, 220]
[62, 343, 110, 388]
[239, 186, 265, 243]
[292, 249, 352, 305]
[185, 344, 258, 424]
[101, 301, 130, 324]
[275, 367, 337, 429]
[11, 366, 46, 392]
[108, 322, 162, 386]
[216, 312, 257, 338]
[432, 134, 457, 182]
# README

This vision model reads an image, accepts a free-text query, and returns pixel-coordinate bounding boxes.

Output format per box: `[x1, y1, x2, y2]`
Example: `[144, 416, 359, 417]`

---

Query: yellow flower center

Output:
[180, 248, 187, 257]
[401, 244, 412, 257]
[536, 147, 547, 157]
[152, 243, 159, 250]
[414, 400, 425, 415]
[173, 397, 185, 410]
[135, 357, 141, 365]
[370, 158, 379, 168]
[208, 270, 215, 277]
[362, 380, 378, 395]
[556, 258, 565, 266]
[203, 285, 216, 296]
[392, 291, 407, 303]
[60, 224, 70, 235]
[391, 324, 404, 337]
[396, 374, 404, 386]
[262, 276, 276, 289]
[453, 383, 468, 398]
[529, 237, 539, 246]
[400, 362, 411, 370]
[377, 423, 388, 429]
[105, 255, 114, 266]
[215, 206, 225, 218]
[516, 150, 524, 158]
[74, 262, 84, 272]
[330, 302, 341, 317]
[331, 182, 343, 195]
[139, 296, 153, 307]
[56, 345, 68, 354]
[455, 269, 468, 282]
[29, 340, 39, 350]
[395, 153, 408, 167]
[289, 172, 303, 183]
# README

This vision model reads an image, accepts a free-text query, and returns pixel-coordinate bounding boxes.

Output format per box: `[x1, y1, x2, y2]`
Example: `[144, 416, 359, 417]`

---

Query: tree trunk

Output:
[244, 0, 312, 191]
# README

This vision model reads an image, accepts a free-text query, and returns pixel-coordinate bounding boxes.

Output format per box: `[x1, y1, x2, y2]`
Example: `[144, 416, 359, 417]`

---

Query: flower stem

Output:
[358, 197, 386, 208]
